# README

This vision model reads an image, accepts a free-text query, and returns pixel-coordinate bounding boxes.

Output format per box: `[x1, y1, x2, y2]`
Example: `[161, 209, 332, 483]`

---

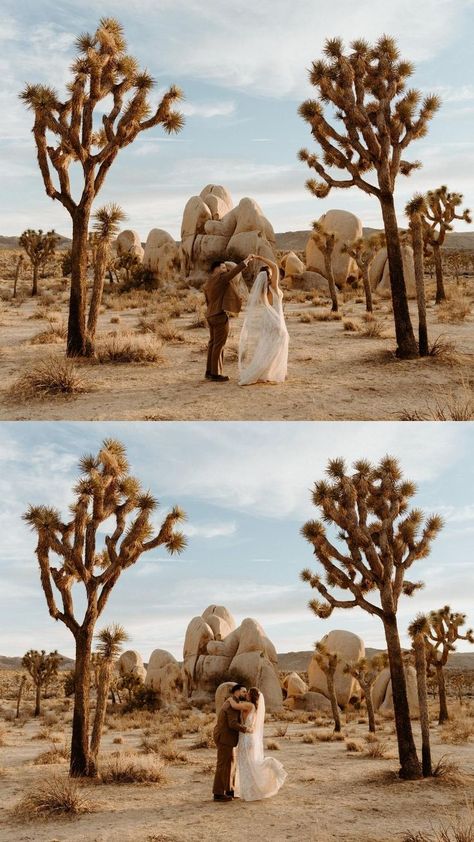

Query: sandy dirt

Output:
[0, 705, 472, 842]
[0, 263, 473, 421]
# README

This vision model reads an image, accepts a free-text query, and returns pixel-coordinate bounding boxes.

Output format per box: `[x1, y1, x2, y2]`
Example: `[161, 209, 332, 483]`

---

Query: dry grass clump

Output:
[266, 740, 280, 750]
[345, 740, 364, 752]
[30, 321, 67, 345]
[360, 317, 386, 338]
[402, 814, 474, 842]
[95, 332, 163, 364]
[273, 725, 289, 738]
[13, 774, 94, 820]
[401, 380, 473, 421]
[432, 755, 471, 785]
[428, 336, 465, 365]
[155, 322, 186, 343]
[365, 740, 390, 758]
[441, 718, 474, 745]
[159, 741, 189, 764]
[190, 727, 214, 750]
[343, 319, 360, 332]
[8, 356, 87, 401]
[33, 744, 69, 765]
[187, 308, 207, 329]
[99, 752, 167, 785]
[437, 294, 471, 324]
[314, 311, 342, 322]
[316, 730, 345, 743]
[0, 725, 7, 746]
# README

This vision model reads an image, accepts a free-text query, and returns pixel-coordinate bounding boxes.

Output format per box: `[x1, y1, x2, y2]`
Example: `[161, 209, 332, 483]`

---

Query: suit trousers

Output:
[206, 312, 229, 376]
[212, 743, 235, 795]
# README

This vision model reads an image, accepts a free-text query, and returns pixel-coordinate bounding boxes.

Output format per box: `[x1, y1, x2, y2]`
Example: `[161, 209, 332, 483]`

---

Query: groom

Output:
[203, 255, 252, 382]
[212, 684, 249, 802]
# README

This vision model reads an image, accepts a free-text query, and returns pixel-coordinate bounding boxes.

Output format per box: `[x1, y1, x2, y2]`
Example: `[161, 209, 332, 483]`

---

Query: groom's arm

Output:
[226, 706, 248, 734]
[221, 259, 247, 285]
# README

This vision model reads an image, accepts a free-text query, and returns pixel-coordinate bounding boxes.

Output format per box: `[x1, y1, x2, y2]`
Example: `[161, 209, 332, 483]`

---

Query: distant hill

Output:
[0, 234, 72, 251]
[0, 654, 74, 671]
[277, 649, 474, 673]
[274, 229, 474, 253]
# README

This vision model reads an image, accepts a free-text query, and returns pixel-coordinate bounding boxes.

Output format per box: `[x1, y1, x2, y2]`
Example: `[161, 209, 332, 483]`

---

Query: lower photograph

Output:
[0, 421, 473, 842]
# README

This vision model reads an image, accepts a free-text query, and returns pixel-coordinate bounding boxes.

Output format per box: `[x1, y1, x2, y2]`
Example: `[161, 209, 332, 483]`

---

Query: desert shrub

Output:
[441, 718, 473, 744]
[33, 744, 69, 765]
[266, 740, 280, 750]
[13, 774, 94, 819]
[99, 752, 167, 784]
[437, 294, 471, 324]
[30, 321, 66, 345]
[8, 357, 86, 401]
[365, 740, 389, 758]
[345, 740, 364, 752]
[190, 727, 214, 749]
[124, 685, 161, 713]
[95, 333, 163, 364]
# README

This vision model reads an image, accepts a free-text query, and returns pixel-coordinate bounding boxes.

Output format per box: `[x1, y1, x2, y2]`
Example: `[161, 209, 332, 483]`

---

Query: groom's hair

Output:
[230, 683, 245, 694]
[210, 259, 226, 271]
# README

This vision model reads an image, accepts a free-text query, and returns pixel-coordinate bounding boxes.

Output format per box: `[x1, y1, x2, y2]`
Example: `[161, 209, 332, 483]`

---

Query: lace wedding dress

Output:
[234, 696, 287, 801]
[238, 271, 289, 385]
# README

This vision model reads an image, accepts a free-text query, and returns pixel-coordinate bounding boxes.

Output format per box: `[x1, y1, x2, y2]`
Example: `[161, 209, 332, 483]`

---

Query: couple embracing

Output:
[203, 254, 289, 385]
[212, 683, 287, 803]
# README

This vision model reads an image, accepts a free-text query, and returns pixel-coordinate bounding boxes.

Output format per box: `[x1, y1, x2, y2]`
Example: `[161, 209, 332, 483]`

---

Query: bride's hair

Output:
[248, 687, 260, 708]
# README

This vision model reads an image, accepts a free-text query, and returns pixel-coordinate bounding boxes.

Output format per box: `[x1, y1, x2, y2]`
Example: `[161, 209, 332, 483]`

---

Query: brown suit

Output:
[203, 261, 246, 376]
[212, 698, 247, 795]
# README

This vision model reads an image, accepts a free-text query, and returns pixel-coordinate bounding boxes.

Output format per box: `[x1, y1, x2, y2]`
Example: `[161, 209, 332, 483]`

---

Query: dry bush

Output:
[437, 294, 471, 324]
[113, 736, 123, 744]
[343, 319, 360, 332]
[274, 725, 288, 738]
[299, 312, 314, 324]
[432, 755, 471, 785]
[0, 726, 6, 746]
[155, 322, 186, 343]
[428, 336, 465, 365]
[402, 814, 474, 842]
[266, 740, 280, 750]
[314, 311, 342, 322]
[29, 305, 53, 320]
[159, 741, 189, 764]
[315, 730, 345, 743]
[365, 740, 389, 758]
[33, 744, 69, 765]
[99, 752, 167, 785]
[187, 309, 207, 329]
[8, 356, 87, 401]
[360, 318, 386, 338]
[95, 333, 163, 364]
[441, 718, 474, 744]
[401, 380, 473, 421]
[13, 774, 94, 820]
[345, 740, 364, 752]
[190, 727, 214, 750]
[110, 316, 120, 324]
[30, 321, 66, 345]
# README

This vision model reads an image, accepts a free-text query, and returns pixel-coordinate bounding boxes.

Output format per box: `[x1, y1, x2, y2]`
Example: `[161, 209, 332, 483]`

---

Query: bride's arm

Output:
[251, 254, 280, 291]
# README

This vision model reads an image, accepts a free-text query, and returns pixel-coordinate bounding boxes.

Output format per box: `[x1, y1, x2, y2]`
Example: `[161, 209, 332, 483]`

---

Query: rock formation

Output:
[306, 210, 362, 287]
[143, 228, 180, 283]
[308, 630, 365, 708]
[145, 649, 183, 703]
[116, 229, 144, 261]
[183, 606, 283, 710]
[373, 664, 419, 717]
[180, 185, 276, 286]
[369, 245, 416, 298]
[118, 650, 146, 683]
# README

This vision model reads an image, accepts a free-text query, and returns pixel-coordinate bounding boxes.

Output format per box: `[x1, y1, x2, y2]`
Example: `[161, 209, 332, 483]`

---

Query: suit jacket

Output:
[203, 260, 246, 318]
[213, 698, 247, 747]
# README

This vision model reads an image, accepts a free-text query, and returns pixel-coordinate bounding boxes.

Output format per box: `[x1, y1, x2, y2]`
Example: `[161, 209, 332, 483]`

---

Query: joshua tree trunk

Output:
[327, 672, 341, 732]
[361, 681, 376, 733]
[324, 253, 338, 312]
[34, 682, 41, 717]
[70, 629, 93, 777]
[89, 660, 112, 777]
[411, 217, 429, 356]
[435, 663, 449, 724]
[433, 243, 446, 304]
[383, 614, 422, 779]
[361, 267, 373, 314]
[380, 194, 418, 359]
[86, 242, 107, 355]
[13, 256, 23, 299]
[16, 676, 26, 719]
[67, 208, 90, 357]
[32, 263, 39, 297]
[412, 635, 432, 777]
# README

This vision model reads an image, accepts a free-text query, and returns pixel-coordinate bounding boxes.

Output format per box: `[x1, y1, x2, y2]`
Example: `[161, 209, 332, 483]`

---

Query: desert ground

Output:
[1, 249, 473, 422]
[0, 668, 473, 842]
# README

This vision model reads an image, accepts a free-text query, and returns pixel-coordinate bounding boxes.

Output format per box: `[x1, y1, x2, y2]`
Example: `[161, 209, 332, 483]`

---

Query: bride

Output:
[228, 687, 287, 801]
[238, 255, 289, 386]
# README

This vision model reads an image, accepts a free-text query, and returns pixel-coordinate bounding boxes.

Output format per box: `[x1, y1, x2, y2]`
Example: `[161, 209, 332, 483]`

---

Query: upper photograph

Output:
[0, 1, 473, 421]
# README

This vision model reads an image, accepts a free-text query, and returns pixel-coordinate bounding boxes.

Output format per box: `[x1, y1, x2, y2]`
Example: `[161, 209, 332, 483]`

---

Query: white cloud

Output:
[183, 521, 237, 539]
[180, 100, 236, 118]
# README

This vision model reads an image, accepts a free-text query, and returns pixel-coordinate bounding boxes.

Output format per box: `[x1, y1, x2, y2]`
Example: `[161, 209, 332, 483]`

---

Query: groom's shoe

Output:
[210, 374, 229, 382]
[225, 790, 239, 799]
[213, 794, 232, 802]
[205, 370, 212, 380]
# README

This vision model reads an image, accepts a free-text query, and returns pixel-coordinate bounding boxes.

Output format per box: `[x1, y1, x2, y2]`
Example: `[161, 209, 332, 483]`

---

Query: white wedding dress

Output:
[234, 696, 287, 801]
[238, 271, 289, 386]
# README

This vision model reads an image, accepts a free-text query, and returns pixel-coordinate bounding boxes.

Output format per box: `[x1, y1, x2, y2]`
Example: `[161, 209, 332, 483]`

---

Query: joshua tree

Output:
[19, 229, 60, 296]
[89, 623, 128, 776]
[86, 203, 126, 352]
[405, 195, 429, 356]
[309, 221, 339, 311]
[23, 438, 186, 777]
[300, 455, 443, 779]
[343, 654, 386, 733]
[341, 233, 385, 313]
[423, 606, 474, 724]
[15, 674, 28, 719]
[119, 672, 144, 704]
[20, 17, 184, 357]
[13, 254, 24, 299]
[22, 649, 62, 716]
[421, 187, 472, 303]
[298, 36, 441, 359]
[407, 614, 432, 777]
[313, 641, 341, 731]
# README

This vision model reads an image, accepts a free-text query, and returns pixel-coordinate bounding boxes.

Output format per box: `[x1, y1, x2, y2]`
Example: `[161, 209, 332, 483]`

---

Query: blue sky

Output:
[1, 0, 473, 238]
[1, 421, 473, 661]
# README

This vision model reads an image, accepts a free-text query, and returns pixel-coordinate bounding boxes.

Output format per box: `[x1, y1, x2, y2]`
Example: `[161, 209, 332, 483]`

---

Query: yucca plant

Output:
[309, 222, 339, 311]
[421, 187, 472, 303]
[89, 623, 129, 776]
[20, 17, 184, 357]
[405, 195, 429, 356]
[407, 614, 432, 777]
[23, 438, 186, 777]
[423, 606, 474, 724]
[22, 650, 62, 717]
[300, 455, 443, 779]
[87, 203, 126, 353]
[19, 230, 60, 296]
[298, 36, 441, 359]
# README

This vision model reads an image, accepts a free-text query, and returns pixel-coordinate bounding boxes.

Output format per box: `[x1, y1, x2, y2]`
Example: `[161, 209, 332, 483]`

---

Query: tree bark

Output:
[411, 217, 429, 356]
[32, 264, 39, 297]
[436, 663, 449, 724]
[13, 257, 22, 299]
[413, 636, 432, 777]
[16, 677, 26, 719]
[324, 253, 338, 312]
[380, 195, 418, 359]
[362, 267, 373, 313]
[34, 682, 41, 717]
[89, 660, 112, 777]
[383, 615, 422, 779]
[86, 242, 107, 355]
[433, 243, 446, 304]
[327, 672, 341, 732]
[363, 683, 376, 733]
[70, 630, 93, 777]
[67, 209, 90, 357]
